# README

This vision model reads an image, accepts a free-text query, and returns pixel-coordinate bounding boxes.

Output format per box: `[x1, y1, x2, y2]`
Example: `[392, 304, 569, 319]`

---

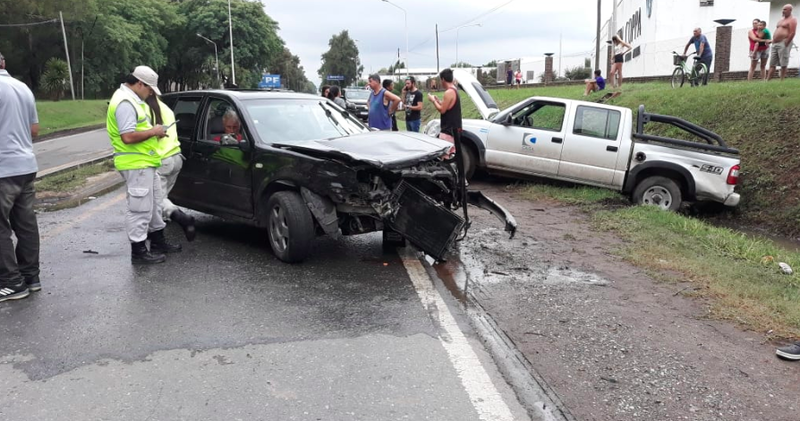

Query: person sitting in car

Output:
[213, 110, 244, 145]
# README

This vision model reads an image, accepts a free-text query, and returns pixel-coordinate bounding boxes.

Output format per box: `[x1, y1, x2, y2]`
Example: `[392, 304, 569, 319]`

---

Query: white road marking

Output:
[400, 248, 515, 421]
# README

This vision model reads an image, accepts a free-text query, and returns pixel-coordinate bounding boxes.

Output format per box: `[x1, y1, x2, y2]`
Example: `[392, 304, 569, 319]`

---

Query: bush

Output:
[41, 58, 69, 101]
[564, 65, 592, 81]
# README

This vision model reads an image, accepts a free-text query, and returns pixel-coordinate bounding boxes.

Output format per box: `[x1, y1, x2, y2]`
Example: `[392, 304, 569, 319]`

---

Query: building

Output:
[595, 0, 782, 78]
[378, 67, 496, 86]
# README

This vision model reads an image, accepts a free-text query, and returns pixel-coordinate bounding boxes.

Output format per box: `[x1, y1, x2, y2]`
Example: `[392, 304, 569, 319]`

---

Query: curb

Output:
[36, 171, 124, 212]
[36, 124, 105, 143]
[36, 153, 114, 180]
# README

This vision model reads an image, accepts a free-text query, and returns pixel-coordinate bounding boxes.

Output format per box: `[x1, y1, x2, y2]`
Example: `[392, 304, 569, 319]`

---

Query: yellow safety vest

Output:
[155, 99, 181, 159]
[106, 87, 161, 170]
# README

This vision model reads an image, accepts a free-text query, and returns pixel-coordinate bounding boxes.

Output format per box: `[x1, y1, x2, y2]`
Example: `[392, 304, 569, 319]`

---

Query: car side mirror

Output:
[501, 115, 512, 126]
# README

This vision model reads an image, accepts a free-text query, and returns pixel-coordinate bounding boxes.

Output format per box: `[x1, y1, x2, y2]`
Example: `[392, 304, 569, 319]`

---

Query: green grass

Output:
[418, 79, 800, 237]
[592, 205, 800, 338]
[36, 100, 107, 135]
[36, 160, 115, 193]
[520, 183, 623, 205]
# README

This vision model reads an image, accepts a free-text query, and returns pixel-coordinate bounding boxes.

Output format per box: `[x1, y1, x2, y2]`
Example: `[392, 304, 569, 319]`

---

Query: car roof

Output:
[163, 89, 320, 101]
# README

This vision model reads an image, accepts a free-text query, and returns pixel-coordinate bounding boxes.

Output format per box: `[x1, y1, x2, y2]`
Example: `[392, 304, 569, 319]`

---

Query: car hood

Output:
[272, 132, 453, 169]
[452, 69, 501, 120]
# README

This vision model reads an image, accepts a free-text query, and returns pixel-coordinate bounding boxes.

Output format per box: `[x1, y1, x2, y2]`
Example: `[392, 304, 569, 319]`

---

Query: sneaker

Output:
[25, 275, 41, 292]
[0, 282, 30, 302]
[776, 342, 800, 361]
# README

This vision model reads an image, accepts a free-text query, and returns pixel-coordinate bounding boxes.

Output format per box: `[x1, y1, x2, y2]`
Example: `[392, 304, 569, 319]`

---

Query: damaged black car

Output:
[161, 90, 516, 263]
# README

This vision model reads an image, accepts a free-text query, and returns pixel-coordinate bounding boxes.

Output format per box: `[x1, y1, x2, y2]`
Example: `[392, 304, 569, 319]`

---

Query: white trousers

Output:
[119, 168, 166, 243]
[156, 154, 183, 220]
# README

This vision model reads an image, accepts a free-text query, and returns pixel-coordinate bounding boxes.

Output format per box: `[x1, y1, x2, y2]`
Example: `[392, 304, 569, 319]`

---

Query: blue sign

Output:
[326, 75, 345, 81]
[258, 74, 281, 89]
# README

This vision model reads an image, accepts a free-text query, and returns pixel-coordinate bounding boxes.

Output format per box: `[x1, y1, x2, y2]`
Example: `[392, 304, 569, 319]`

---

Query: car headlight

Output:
[423, 120, 441, 138]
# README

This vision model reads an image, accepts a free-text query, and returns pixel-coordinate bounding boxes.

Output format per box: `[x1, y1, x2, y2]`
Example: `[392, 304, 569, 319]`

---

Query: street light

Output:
[456, 23, 482, 67]
[196, 33, 221, 88]
[228, 0, 236, 85]
[381, 0, 409, 76]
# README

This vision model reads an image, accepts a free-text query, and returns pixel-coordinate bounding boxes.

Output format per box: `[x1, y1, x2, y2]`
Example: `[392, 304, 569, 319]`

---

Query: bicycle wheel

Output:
[671, 68, 685, 88]
[695, 63, 708, 86]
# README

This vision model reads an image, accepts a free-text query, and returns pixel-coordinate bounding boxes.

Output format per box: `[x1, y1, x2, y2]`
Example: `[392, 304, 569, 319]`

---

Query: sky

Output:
[265, 0, 614, 86]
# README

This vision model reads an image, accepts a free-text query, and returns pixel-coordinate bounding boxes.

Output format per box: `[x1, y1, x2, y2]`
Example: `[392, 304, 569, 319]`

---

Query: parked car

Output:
[423, 70, 741, 211]
[160, 90, 516, 263]
[342, 88, 370, 122]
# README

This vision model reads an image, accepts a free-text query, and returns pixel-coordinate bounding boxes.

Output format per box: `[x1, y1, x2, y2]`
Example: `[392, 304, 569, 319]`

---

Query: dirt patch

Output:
[460, 180, 800, 421]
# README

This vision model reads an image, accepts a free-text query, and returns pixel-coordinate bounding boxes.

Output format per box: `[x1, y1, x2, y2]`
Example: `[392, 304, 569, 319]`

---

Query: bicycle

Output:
[671, 51, 708, 88]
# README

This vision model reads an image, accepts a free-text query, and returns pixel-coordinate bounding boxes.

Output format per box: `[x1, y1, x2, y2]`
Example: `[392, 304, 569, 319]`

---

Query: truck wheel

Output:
[382, 227, 407, 253]
[633, 176, 682, 211]
[266, 191, 315, 263]
[460, 146, 477, 181]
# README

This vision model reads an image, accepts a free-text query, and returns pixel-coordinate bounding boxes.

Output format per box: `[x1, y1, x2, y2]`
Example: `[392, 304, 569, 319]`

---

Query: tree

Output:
[40, 58, 69, 100]
[450, 61, 473, 68]
[484, 60, 498, 67]
[269, 47, 311, 92]
[318, 30, 362, 87]
[564, 65, 592, 81]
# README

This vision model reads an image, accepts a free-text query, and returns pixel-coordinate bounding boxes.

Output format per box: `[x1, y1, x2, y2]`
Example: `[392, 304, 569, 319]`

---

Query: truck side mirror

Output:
[501, 115, 512, 126]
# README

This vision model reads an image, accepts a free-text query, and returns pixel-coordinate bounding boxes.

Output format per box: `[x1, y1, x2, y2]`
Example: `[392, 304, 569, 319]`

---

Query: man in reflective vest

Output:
[107, 66, 181, 264]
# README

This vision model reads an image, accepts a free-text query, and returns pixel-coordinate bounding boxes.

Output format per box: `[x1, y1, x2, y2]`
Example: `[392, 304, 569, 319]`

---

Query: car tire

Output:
[459, 145, 477, 181]
[266, 191, 315, 263]
[633, 176, 682, 211]
[382, 227, 406, 253]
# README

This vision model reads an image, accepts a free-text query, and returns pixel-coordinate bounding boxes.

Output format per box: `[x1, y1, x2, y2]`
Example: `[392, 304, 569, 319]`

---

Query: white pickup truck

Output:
[424, 69, 741, 211]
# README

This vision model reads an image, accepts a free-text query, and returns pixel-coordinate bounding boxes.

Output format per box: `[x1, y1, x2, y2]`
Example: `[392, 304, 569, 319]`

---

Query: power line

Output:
[0, 18, 58, 27]
[440, 0, 514, 33]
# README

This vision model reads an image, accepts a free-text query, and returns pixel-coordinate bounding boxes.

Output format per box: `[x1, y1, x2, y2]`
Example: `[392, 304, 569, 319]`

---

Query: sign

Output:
[326, 75, 345, 81]
[258, 74, 281, 89]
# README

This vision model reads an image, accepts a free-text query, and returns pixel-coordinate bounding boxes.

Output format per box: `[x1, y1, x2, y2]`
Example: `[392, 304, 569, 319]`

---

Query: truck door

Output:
[558, 105, 622, 185]
[485, 100, 567, 176]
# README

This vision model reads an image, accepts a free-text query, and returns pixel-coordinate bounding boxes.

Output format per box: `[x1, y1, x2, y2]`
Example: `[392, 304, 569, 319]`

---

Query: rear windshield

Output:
[244, 99, 368, 145]
[345, 89, 371, 100]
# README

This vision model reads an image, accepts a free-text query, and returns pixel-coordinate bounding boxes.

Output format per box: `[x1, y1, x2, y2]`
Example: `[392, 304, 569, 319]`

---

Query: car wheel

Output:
[459, 145, 477, 181]
[382, 227, 406, 253]
[266, 191, 315, 263]
[633, 176, 682, 211]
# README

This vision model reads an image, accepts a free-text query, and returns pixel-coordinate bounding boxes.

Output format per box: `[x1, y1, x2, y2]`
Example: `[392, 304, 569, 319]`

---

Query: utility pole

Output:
[435, 24, 440, 74]
[59, 11, 76, 100]
[228, 0, 236, 85]
[595, 0, 601, 71]
[558, 33, 562, 78]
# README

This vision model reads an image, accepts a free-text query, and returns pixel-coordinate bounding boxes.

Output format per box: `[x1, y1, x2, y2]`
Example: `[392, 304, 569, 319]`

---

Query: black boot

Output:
[131, 241, 166, 264]
[148, 229, 182, 254]
[170, 209, 196, 242]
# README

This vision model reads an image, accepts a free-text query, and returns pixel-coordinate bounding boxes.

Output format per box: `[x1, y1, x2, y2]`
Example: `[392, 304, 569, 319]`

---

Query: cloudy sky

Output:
[265, 0, 613, 86]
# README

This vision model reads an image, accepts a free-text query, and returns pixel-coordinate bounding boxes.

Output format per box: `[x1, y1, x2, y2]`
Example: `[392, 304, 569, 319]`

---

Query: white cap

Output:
[132, 65, 162, 96]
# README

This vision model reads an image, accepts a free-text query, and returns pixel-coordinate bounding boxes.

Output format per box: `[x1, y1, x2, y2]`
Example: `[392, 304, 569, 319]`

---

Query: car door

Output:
[485, 100, 568, 176]
[192, 96, 254, 218]
[163, 95, 206, 210]
[558, 105, 622, 186]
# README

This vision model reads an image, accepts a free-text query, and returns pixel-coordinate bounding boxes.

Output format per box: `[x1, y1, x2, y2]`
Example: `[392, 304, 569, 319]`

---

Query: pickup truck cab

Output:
[424, 70, 741, 211]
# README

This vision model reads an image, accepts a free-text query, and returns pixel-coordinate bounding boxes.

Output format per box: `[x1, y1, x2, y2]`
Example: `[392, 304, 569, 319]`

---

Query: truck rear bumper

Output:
[724, 193, 740, 207]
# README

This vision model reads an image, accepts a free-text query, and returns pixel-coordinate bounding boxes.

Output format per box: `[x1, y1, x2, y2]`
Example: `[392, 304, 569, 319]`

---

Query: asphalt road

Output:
[0, 188, 531, 421]
[34, 129, 111, 174]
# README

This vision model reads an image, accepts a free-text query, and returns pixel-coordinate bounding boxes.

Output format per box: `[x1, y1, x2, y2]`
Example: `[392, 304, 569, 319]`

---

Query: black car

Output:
[342, 88, 370, 122]
[161, 90, 515, 263]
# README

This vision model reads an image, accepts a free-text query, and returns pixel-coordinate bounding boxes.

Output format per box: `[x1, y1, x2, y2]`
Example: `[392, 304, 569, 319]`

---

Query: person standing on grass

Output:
[683, 28, 713, 86]
[506, 65, 513, 89]
[107, 66, 181, 265]
[766, 4, 797, 81]
[145, 93, 196, 243]
[583, 69, 606, 96]
[515, 69, 522, 88]
[609, 35, 632, 89]
[401, 76, 423, 132]
[366, 74, 400, 131]
[0, 50, 41, 302]
[748, 19, 772, 80]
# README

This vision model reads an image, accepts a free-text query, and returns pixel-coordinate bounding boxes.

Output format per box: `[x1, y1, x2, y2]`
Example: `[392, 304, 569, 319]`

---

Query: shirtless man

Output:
[767, 4, 797, 81]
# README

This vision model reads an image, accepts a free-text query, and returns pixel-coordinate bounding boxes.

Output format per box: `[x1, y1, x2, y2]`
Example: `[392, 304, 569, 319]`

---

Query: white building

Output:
[378, 67, 496, 85]
[495, 55, 592, 85]
[595, 0, 790, 78]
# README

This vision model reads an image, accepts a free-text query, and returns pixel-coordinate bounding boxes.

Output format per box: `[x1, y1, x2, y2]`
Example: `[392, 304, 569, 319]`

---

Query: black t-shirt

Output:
[440, 87, 462, 136]
[404, 90, 423, 121]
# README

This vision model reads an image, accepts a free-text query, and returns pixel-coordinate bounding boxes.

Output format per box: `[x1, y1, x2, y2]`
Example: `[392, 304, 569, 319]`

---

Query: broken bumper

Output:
[724, 193, 740, 207]
[466, 190, 518, 239]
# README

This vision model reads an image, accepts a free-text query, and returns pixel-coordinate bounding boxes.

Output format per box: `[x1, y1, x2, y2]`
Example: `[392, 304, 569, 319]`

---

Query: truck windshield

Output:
[244, 99, 368, 145]
[344, 89, 371, 101]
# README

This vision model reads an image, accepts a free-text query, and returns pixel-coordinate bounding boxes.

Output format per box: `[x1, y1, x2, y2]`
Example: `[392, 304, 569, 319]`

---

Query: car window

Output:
[172, 97, 202, 140]
[243, 99, 368, 145]
[204, 98, 247, 144]
[344, 89, 370, 101]
[511, 102, 565, 132]
[573, 106, 621, 140]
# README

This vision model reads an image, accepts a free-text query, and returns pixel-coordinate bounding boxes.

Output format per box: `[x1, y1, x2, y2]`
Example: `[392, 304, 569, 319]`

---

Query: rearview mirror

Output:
[501, 114, 512, 126]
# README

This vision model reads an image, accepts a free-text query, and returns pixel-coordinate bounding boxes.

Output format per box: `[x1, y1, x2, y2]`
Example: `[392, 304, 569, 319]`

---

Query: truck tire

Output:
[460, 145, 477, 181]
[633, 176, 682, 211]
[266, 191, 315, 263]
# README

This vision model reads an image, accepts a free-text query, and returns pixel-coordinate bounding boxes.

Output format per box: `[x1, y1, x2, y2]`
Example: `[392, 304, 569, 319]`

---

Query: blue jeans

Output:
[406, 119, 421, 132]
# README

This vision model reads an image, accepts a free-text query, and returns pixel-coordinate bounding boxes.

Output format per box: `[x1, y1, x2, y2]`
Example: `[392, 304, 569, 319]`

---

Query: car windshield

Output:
[345, 89, 371, 101]
[243, 99, 368, 145]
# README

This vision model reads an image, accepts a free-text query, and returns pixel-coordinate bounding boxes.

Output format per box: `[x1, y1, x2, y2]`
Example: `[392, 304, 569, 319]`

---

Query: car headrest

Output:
[208, 116, 224, 134]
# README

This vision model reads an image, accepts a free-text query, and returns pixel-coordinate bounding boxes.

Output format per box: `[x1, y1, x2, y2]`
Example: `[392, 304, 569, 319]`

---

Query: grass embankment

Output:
[521, 183, 800, 338]
[36, 100, 107, 136]
[36, 160, 115, 193]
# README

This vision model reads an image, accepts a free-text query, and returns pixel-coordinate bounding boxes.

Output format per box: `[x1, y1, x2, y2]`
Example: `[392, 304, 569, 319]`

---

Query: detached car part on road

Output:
[424, 70, 741, 211]
[161, 91, 516, 263]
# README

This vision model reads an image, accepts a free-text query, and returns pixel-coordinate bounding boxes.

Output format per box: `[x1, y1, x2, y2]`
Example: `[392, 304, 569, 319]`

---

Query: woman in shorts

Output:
[608, 35, 632, 89]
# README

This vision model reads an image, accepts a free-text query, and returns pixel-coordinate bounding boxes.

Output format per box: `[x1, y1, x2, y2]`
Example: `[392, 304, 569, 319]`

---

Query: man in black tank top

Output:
[429, 68, 461, 146]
